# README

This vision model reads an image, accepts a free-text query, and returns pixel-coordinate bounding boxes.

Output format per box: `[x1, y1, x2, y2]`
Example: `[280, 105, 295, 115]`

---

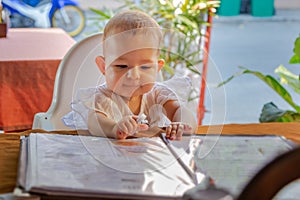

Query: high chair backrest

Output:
[32, 33, 104, 130]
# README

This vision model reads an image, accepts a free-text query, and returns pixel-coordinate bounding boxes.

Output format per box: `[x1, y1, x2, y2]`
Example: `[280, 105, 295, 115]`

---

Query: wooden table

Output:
[197, 122, 300, 144]
[0, 28, 75, 131]
[0, 122, 299, 195]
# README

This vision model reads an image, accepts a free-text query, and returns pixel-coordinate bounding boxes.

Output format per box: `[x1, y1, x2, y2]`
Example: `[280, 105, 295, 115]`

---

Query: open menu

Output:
[17, 133, 206, 200]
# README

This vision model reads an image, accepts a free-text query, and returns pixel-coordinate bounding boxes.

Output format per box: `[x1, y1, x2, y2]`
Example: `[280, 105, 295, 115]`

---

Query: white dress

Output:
[62, 76, 193, 130]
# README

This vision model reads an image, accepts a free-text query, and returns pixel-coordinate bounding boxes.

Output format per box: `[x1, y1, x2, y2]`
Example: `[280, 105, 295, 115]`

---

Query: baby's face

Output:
[103, 35, 163, 98]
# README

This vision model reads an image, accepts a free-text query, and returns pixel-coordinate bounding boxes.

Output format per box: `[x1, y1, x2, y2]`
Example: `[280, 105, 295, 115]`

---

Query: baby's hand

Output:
[165, 122, 193, 140]
[114, 115, 149, 139]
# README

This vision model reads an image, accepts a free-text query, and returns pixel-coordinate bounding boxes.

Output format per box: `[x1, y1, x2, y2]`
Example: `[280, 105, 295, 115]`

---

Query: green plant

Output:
[89, 0, 219, 81]
[219, 35, 300, 122]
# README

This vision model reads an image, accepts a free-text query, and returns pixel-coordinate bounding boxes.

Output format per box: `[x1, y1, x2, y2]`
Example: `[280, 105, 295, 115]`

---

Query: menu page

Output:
[24, 133, 201, 199]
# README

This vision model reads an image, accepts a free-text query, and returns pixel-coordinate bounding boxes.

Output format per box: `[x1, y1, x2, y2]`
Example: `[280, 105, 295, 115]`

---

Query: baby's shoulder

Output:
[151, 76, 192, 102]
[152, 82, 175, 95]
[74, 84, 110, 101]
[153, 76, 192, 93]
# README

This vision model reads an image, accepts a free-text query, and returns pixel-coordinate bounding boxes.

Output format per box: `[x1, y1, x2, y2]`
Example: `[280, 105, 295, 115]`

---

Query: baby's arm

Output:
[163, 100, 197, 140]
[87, 110, 116, 138]
[87, 110, 148, 139]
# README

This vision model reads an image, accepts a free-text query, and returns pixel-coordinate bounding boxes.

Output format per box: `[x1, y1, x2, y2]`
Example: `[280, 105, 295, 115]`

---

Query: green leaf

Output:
[219, 67, 300, 112]
[162, 64, 175, 77]
[259, 102, 288, 122]
[289, 54, 300, 64]
[294, 35, 300, 58]
[187, 66, 201, 75]
[176, 15, 198, 29]
[207, 1, 221, 6]
[289, 35, 300, 64]
[89, 8, 112, 19]
[280, 112, 300, 122]
[275, 65, 300, 94]
[259, 102, 300, 122]
[217, 70, 245, 87]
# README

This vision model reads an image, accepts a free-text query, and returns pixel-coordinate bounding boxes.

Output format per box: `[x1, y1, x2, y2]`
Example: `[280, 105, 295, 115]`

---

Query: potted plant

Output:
[219, 35, 300, 122]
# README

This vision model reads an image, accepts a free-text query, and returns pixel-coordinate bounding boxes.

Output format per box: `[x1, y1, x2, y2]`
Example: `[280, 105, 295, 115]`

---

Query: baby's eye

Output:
[115, 65, 128, 69]
[140, 65, 152, 70]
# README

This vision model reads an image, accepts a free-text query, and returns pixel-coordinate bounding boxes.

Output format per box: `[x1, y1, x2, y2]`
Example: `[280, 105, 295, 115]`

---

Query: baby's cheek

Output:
[106, 75, 125, 91]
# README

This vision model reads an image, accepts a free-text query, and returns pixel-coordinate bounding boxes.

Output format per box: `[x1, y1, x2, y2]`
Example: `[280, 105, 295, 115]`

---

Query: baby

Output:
[67, 10, 197, 140]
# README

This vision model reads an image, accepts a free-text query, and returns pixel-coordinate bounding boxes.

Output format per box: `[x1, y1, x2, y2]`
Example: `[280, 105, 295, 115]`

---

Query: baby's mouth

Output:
[123, 84, 142, 89]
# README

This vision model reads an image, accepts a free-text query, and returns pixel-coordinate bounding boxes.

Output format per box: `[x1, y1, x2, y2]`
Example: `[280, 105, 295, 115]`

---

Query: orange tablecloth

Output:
[0, 28, 75, 131]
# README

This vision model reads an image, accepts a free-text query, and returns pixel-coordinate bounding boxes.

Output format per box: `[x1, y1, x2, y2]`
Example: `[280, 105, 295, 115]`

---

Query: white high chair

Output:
[32, 33, 104, 130]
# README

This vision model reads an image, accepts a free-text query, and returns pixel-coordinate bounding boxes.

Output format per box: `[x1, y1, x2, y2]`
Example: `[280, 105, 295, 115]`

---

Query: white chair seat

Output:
[32, 33, 104, 130]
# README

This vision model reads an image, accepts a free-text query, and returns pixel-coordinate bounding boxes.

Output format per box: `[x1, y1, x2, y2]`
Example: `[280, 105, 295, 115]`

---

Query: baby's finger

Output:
[118, 123, 129, 134]
[131, 115, 139, 121]
[168, 124, 177, 140]
[170, 129, 177, 140]
[125, 117, 139, 135]
[165, 125, 172, 139]
[126, 119, 136, 134]
[176, 124, 184, 140]
[116, 131, 127, 140]
[183, 124, 193, 134]
[137, 124, 149, 131]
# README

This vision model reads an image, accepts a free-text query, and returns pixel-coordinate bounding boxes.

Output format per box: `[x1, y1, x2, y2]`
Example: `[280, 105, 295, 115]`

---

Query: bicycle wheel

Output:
[52, 5, 85, 37]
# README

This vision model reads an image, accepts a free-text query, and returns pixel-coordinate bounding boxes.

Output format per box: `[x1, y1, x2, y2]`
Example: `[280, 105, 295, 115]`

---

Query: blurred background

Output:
[73, 0, 300, 125]
[1, 0, 300, 127]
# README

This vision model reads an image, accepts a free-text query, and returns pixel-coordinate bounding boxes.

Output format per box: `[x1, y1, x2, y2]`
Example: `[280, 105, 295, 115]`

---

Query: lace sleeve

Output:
[62, 87, 102, 130]
[155, 75, 192, 105]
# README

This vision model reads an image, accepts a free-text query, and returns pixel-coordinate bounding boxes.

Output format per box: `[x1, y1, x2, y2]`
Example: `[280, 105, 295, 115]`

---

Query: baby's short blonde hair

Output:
[103, 10, 163, 47]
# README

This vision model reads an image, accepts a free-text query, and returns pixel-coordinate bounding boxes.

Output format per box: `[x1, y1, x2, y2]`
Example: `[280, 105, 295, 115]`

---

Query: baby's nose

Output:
[127, 67, 140, 79]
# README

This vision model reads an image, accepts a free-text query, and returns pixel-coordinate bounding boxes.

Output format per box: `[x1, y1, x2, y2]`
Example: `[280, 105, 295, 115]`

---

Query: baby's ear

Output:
[157, 59, 165, 71]
[95, 56, 106, 74]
